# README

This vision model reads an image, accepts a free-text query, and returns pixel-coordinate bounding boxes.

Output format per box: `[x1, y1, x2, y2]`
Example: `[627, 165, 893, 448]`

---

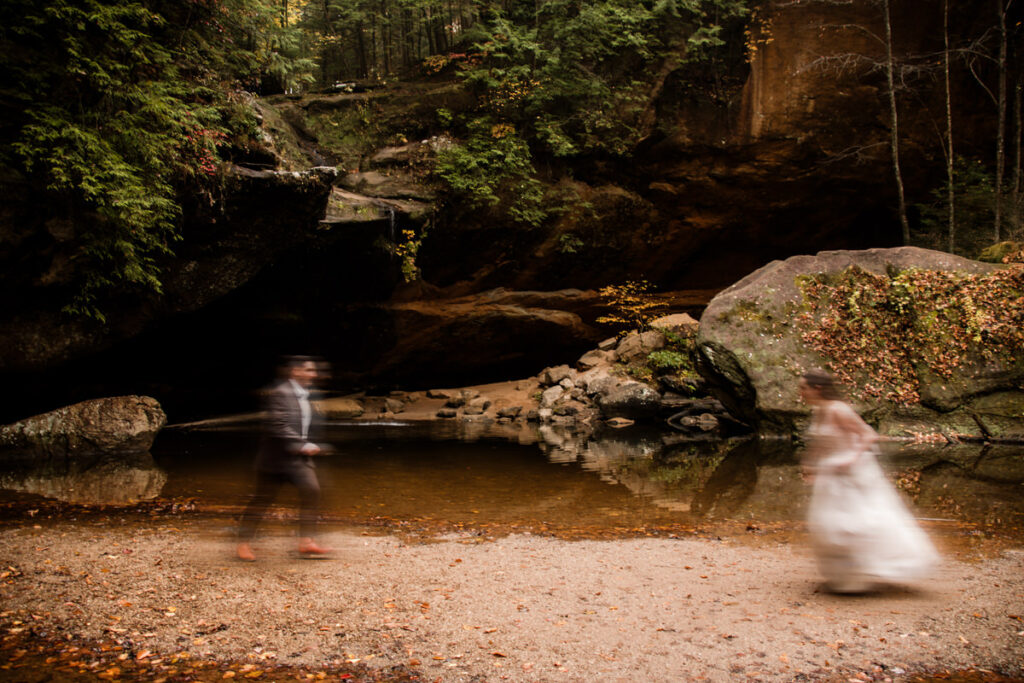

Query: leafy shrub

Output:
[596, 279, 668, 333]
[557, 233, 584, 254]
[0, 0, 314, 320]
[434, 118, 546, 226]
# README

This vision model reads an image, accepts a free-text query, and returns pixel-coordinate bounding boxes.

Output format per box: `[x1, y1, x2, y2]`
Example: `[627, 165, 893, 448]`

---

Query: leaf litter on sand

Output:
[0, 616, 424, 682]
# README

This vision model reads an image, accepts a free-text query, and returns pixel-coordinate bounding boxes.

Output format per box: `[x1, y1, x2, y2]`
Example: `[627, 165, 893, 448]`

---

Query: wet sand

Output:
[2, 515, 1022, 682]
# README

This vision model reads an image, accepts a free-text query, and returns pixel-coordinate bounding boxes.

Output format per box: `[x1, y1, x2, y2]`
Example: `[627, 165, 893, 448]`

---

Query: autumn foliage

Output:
[796, 264, 1024, 404]
[595, 280, 668, 333]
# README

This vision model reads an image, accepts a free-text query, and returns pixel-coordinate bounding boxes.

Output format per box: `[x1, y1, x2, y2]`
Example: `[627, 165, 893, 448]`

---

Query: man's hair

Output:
[283, 355, 316, 369]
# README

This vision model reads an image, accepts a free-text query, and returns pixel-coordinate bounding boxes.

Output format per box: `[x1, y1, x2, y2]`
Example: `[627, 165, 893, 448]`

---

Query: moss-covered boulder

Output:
[696, 247, 1024, 438]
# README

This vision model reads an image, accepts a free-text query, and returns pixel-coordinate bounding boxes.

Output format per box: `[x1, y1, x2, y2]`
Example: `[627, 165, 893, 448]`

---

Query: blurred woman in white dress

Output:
[799, 371, 939, 593]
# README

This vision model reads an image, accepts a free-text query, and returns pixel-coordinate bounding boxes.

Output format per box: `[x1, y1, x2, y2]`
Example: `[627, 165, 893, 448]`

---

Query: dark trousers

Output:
[237, 459, 321, 540]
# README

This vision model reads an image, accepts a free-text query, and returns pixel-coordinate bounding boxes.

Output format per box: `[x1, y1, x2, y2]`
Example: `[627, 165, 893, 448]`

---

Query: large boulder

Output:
[0, 396, 166, 462]
[696, 247, 1024, 437]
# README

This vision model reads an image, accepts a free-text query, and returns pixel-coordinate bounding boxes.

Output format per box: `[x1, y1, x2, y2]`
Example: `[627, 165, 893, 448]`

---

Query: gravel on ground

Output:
[2, 518, 1022, 682]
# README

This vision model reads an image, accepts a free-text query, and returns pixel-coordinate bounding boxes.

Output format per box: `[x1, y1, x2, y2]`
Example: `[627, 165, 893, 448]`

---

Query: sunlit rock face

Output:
[695, 247, 1024, 436]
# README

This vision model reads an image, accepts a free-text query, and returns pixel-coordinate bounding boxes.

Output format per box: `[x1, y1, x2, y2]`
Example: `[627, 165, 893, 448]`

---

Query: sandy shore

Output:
[2, 516, 1022, 682]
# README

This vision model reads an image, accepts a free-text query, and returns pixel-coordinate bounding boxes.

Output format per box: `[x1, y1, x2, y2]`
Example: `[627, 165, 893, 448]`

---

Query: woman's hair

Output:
[802, 370, 844, 400]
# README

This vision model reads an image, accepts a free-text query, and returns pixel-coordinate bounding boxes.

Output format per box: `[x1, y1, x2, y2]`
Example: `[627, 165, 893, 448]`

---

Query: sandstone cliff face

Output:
[415, 0, 964, 294]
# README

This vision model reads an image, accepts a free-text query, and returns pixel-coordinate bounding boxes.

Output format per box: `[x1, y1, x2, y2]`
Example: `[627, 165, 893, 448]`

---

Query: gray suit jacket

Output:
[257, 380, 322, 472]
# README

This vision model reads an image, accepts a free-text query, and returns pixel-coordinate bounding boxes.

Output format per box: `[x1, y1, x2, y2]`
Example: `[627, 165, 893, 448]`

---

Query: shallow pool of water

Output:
[5, 420, 1021, 539]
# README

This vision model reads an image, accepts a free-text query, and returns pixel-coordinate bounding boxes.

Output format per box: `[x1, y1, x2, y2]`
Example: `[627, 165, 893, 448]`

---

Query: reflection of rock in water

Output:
[710, 440, 807, 521]
[0, 453, 167, 504]
[691, 440, 761, 517]
[914, 457, 1024, 525]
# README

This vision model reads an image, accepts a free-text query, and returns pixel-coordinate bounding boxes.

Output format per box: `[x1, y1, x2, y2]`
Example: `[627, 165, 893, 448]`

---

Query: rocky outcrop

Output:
[0, 396, 166, 462]
[0, 166, 337, 375]
[341, 289, 606, 386]
[695, 247, 1024, 438]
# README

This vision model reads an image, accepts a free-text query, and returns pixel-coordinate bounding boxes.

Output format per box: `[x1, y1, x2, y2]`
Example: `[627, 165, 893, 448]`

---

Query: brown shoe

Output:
[236, 542, 256, 562]
[297, 538, 330, 557]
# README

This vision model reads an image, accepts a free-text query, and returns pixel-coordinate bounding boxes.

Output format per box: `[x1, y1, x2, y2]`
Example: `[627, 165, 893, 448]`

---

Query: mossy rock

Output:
[872, 405, 983, 440]
[697, 247, 1021, 435]
[976, 241, 1023, 263]
[969, 391, 1024, 441]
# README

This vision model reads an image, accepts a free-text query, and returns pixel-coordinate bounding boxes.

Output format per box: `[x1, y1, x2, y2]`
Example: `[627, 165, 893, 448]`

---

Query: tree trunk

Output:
[422, 7, 436, 55]
[882, 0, 911, 244]
[355, 22, 369, 79]
[944, 0, 956, 251]
[401, 8, 412, 69]
[1014, 75, 1023, 236]
[369, 11, 379, 78]
[994, 0, 1009, 240]
[381, 0, 392, 76]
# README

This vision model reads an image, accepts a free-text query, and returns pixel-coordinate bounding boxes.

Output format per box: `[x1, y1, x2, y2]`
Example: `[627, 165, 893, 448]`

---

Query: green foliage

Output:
[462, 0, 750, 158]
[646, 349, 690, 372]
[434, 118, 547, 226]
[797, 265, 1024, 404]
[427, 0, 748, 230]
[436, 108, 454, 127]
[557, 233, 585, 254]
[646, 327, 697, 382]
[305, 103, 383, 170]
[914, 156, 1022, 257]
[0, 0, 313, 320]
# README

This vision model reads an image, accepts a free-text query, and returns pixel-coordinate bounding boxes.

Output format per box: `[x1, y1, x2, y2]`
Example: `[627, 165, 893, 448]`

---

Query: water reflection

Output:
[0, 452, 167, 504]
[1, 420, 1021, 535]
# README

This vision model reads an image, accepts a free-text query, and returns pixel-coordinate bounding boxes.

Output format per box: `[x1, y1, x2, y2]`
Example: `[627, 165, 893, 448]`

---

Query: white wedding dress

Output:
[806, 401, 939, 592]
